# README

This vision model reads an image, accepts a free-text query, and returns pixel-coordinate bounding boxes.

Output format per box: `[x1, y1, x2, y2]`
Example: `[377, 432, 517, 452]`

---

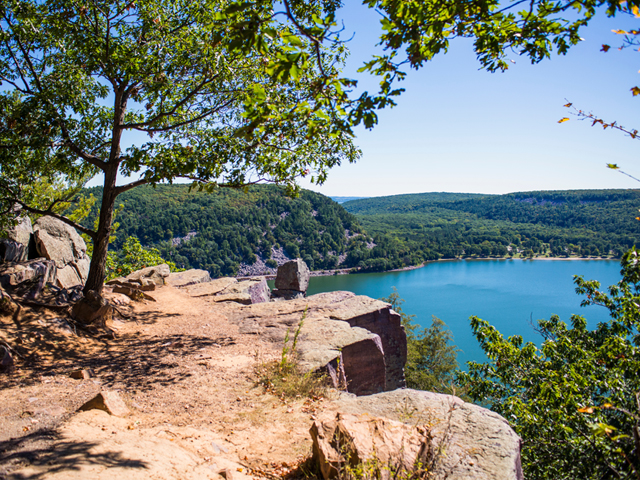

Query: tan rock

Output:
[187, 277, 237, 297]
[311, 412, 427, 479]
[69, 369, 93, 379]
[322, 389, 524, 480]
[127, 264, 170, 285]
[78, 390, 130, 417]
[166, 269, 211, 288]
[113, 285, 157, 302]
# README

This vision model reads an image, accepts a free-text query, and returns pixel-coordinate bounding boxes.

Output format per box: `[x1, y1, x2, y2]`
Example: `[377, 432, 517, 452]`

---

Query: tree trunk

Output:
[83, 166, 118, 295]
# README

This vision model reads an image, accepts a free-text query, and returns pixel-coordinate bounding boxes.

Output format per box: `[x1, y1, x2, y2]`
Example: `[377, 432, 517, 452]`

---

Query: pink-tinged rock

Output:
[328, 296, 407, 390]
[0, 258, 57, 299]
[318, 389, 524, 480]
[0, 239, 26, 263]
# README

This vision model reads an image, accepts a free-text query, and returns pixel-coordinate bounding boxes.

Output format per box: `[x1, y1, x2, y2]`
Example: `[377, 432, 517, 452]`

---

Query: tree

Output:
[457, 248, 640, 479]
[0, 0, 360, 295]
[380, 287, 459, 394]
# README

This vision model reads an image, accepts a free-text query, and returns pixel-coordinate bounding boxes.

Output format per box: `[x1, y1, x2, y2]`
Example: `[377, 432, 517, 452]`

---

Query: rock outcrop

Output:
[166, 269, 211, 288]
[126, 264, 171, 286]
[182, 275, 270, 305]
[33, 216, 90, 288]
[0, 215, 33, 263]
[272, 259, 310, 299]
[227, 291, 407, 393]
[0, 258, 58, 300]
[313, 389, 523, 480]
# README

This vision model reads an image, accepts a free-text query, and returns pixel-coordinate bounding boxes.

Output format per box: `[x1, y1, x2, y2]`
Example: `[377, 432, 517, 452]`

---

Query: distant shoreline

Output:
[244, 256, 618, 281]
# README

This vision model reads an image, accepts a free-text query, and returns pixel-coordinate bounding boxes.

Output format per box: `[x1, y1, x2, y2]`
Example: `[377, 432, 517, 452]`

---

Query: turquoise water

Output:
[306, 259, 622, 368]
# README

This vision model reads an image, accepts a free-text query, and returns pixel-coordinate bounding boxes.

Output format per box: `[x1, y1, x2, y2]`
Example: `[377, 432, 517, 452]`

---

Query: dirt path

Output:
[0, 285, 329, 479]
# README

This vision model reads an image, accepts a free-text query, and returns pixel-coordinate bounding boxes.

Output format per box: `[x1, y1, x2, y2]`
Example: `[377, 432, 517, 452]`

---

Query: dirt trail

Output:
[0, 285, 329, 479]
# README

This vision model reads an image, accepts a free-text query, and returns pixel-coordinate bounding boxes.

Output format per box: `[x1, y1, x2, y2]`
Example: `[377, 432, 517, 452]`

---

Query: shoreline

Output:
[240, 255, 619, 281]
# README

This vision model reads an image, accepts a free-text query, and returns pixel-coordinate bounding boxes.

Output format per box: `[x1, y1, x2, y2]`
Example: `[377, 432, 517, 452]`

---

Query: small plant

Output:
[256, 308, 328, 399]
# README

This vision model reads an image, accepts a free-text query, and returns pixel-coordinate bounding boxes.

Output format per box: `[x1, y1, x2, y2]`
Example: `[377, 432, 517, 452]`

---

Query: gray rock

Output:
[226, 291, 396, 395]
[166, 269, 211, 288]
[275, 259, 310, 292]
[0, 258, 57, 300]
[33, 216, 89, 288]
[0, 239, 26, 263]
[222, 278, 270, 304]
[1, 345, 13, 371]
[317, 389, 524, 480]
[127, 264, 171, 285]
[2, 215, 33, 262]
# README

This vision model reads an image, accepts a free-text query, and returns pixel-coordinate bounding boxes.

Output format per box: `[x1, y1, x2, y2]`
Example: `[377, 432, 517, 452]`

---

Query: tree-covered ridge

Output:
[82, 184, 422, 278]
[344, 189, 640, 259]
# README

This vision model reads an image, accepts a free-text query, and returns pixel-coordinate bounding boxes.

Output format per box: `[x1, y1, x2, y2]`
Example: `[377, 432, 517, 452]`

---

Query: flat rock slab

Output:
[325, 389, 524, 480]
[187, 277, 237, 297]
[166, 269, 211, 288]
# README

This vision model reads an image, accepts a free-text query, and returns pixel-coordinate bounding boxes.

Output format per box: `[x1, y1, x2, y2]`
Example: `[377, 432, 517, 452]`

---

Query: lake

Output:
[305, 259, 623, 368]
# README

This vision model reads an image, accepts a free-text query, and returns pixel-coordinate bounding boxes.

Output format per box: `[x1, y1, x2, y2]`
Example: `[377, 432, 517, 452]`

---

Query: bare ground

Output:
[0, 285, 332, 480]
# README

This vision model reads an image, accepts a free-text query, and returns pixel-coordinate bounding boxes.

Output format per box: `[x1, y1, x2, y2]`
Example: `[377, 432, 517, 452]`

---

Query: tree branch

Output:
[12, 200, 97, 239]
[114, 177, 149, 195]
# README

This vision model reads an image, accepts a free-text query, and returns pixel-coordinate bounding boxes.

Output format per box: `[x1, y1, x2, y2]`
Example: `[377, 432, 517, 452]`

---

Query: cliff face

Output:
[0, 270, 522, 480]
[227, 291, 407, 396]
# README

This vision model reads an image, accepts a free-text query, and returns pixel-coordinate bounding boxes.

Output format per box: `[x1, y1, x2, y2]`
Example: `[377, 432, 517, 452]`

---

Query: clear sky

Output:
[87, 3, 640, 197]
[298, 4, 640, 197]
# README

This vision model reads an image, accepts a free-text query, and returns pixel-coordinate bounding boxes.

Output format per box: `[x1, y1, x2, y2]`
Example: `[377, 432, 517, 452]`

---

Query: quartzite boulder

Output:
[226, 291, 404, 394]
[126, 264, 171, 286]
[314, 389, 524, 480]
[274, 259, 310, 293]
[33, 216, 90, 288]
[165, 269, 211, 288]
[78, 390, 130, 417]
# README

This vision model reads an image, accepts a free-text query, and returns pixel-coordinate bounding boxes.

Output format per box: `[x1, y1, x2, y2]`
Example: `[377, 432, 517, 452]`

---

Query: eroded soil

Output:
[0, 285, 330, 479]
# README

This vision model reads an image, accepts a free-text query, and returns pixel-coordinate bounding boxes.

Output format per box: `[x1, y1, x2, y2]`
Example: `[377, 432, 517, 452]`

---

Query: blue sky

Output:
[298, 3, 640, 196]
[86, 3, 640, 197]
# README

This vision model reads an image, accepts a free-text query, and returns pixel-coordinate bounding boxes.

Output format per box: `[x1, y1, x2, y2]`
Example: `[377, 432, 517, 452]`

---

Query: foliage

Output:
[82, 184, 425, 277]
[0, 0, 361, 293]
[345, 189, 640, 261]
[256, 309, 328, 399]
[380, 288, 459, 394]
[105, 236, 180, 280]
[457, 248, 640, 479]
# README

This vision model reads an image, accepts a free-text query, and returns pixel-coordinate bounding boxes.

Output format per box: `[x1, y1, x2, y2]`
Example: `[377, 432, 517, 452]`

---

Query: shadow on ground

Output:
[0, 429, 148, 479]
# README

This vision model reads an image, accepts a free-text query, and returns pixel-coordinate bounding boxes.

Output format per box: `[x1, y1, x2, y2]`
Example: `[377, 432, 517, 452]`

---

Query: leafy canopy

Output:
[458, 249, 640, 479]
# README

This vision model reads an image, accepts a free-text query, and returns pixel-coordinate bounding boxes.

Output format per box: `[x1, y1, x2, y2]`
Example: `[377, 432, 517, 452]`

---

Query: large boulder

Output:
[0, 215, 33, 263]
[166, 269, 211, 288]
[274, 259, 310, 293]
[33, 216, 90, 288]
[226, 291, 404, 394]
[126, 264, 171, 286]
[329, 296, 407, 391]
[313, 389, 524, 480]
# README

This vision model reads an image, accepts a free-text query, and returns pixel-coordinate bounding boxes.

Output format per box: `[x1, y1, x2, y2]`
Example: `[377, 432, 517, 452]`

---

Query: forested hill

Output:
[82, 184, 421, 277]
[343, 189, 640, 259]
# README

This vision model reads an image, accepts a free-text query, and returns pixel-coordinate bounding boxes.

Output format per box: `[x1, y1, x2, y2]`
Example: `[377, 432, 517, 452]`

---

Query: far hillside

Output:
[82, 185, 424, 278]
[343, 189, 640, 259]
